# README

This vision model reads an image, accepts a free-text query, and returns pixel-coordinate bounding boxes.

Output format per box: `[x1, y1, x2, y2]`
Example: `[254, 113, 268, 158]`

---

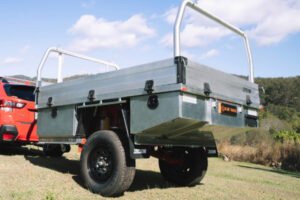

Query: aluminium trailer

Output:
[35, 0, 260, 197]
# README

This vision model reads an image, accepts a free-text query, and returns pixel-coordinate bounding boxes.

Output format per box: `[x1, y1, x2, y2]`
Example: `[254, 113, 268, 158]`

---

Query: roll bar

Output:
[36, 47, 119, 88]
[174, 0, 254, 82]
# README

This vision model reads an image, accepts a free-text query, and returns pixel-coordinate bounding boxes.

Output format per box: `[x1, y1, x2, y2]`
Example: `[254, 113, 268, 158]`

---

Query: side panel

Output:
[37, 105, 77, 138]
[38, 59, 177, 108]
[130, 92, 180, 134]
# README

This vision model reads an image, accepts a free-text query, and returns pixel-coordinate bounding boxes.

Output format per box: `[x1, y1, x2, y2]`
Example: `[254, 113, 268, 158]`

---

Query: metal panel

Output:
[134, 122, 216, 147]
[186, 60, 260, 107]
[130, 92, 210, 136]
[211, 103, 245, 128]
[181, 94, 207, 121]
[38, 58, 259, 110]
[37, 105, 77, 138]
[38, 59, 177, 108]
[130, 92, 181, 134]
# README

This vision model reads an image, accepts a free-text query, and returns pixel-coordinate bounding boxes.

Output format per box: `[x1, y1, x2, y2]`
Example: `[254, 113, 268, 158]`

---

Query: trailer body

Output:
[34, 0, 260, 197]
[37, 58, 259, 148]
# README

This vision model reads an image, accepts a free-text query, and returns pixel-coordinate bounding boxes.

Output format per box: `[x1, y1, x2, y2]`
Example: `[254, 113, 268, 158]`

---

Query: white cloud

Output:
[248, 8, 300, 45]
[160, 33, 173, 47]
[20, 45, 31, 54]
[163, 7, 178, 24]
[161, 25, 229, 48]
[162, 0, 300, 46]
[81, 0, 96, 9]
[68, 14, 155, 52]
[1, 46, 29, 66]
[181, 50, 196, 60]
[200, 49, 219, 60]
[2, 57, 23, 65]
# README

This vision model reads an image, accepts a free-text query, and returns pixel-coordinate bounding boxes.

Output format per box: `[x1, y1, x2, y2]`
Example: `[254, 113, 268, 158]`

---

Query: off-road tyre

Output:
[159, 147, 208, 186]
[80, 130, 135, 197]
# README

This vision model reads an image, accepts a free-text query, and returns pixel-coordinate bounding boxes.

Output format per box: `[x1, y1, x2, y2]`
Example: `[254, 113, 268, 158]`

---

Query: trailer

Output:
[34, 0, 259, 197]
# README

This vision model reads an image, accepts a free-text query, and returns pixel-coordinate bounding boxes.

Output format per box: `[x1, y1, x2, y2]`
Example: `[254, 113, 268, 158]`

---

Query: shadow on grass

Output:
[1, 145, 198, 193]
[129, 170, 203, 192]
[23, 152, 84, 189]
[24, 154, 189, 192]
[129, 169, 174, 191]
[22, 151, 181, 192]
[238, 165, 300, 179]
[25, 154, 181, 192]
[24, 155, 80, 174]
[72, 169, 182, 193]
[0, 144, 43, 156]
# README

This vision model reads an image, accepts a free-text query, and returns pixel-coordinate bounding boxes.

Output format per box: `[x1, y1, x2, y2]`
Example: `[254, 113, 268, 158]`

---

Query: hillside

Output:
[256, 76, 300, 111]
[256, 76, 300, 132]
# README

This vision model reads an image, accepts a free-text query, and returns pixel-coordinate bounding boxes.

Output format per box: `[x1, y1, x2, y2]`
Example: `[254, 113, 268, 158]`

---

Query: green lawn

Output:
[0, 145, 299, 200]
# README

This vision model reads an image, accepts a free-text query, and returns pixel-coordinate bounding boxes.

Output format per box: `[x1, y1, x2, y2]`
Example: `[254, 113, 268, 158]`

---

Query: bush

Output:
[218, 130, 300, 172]
[230, 129, 273, 147]
[281, 143, 300, 171]
[272, 130, 300, 143]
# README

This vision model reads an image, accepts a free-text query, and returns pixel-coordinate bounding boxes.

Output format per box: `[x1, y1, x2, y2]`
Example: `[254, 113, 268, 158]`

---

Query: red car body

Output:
[0, 77, 38, 143]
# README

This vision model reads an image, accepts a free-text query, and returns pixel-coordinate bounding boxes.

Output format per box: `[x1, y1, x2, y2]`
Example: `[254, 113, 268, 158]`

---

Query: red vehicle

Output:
[0, 77, 38, 143]
[0, 77, 69, 156]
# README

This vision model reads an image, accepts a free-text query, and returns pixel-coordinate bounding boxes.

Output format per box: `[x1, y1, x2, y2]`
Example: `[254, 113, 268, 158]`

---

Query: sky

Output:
[0, 0, 299, 79]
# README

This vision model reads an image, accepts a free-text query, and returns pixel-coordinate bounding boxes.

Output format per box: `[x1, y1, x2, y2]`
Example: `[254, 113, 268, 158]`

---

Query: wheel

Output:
[43, 144, 70, 157]
[80, 130, 135, 197]
[159, 147, 207, 186]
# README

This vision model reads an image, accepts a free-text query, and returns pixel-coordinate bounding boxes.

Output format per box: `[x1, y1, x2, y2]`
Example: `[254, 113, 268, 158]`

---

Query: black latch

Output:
[204, 82, 211, 96]
[246, 95, 252, 105]
[144, 80, 154, 95]
[144, 80, 159, 109]
[47, 97, 53, 107]
[88, 90, 95, 102]
[174, 56, 188, 84]
[147, 95, 159, 110]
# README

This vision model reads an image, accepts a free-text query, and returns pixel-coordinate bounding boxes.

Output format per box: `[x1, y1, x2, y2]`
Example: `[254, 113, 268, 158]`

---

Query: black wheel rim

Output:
[88, 146, 113, 183]
[172, 150, 192, 175]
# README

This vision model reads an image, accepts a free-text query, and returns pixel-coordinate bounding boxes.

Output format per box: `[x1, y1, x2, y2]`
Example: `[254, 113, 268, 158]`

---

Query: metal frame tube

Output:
[57, 53, 63, 83]
[174, 0, 254, 82]
[36, 47, 119, 88]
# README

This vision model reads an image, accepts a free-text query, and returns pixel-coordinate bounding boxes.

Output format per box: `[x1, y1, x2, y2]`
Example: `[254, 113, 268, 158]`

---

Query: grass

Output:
[0, 145, 300, 200]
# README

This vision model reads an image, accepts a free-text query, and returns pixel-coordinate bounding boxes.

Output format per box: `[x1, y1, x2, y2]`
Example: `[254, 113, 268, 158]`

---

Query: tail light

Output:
[2, 132, 15, 141]
[0, 100, 26, 109]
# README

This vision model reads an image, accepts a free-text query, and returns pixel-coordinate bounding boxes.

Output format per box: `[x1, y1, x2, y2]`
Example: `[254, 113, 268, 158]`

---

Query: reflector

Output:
[2, 133, 15, 140]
